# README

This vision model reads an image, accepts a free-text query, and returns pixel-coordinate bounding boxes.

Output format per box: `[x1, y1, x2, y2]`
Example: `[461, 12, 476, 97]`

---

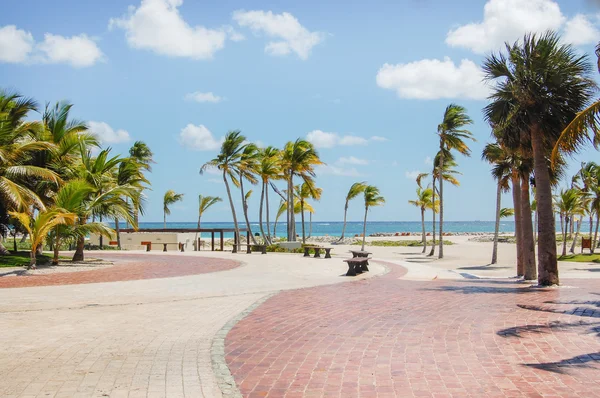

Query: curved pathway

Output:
[0, 251, 383, 397]
[226, 261, 600, 397]
[0, 252, 239, 288]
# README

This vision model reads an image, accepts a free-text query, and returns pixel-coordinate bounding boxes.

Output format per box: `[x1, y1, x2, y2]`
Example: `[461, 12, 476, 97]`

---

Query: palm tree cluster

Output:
[0, 89, 153, 268]
[483, 32, 597, 286]
[409, 105, 474, 259]
[201, 132, 323, 251]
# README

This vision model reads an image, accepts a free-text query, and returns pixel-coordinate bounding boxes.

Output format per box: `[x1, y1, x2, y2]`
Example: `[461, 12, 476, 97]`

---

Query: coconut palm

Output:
[338, 182, 367, 243]
[571, 162, 598, 246]
[257, 147, 281, 244]
[281, 139, 323, 241]
[163, 190, 184, 229]
[554, 188, 585, 257]
[238, 143, 260, 245]
[295, 181, 322, 244]
[361, 185, 385, 251]
[114, 160, 148, 248]
[408, 186, 436, 253]
[483, 32, 595, 286]
[273, 199, 287, 239]
[128, 141, 154, 227]
[201, 131, 246, 252]
[436, 104, 474, 259]
[195, 195, 222, 250]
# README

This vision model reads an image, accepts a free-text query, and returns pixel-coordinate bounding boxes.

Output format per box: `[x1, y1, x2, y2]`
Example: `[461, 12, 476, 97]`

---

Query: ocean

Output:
[111, 221, 548, 238]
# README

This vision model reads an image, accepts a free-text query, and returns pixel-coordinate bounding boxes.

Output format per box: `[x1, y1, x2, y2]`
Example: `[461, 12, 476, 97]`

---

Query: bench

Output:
[238, 244, 267, 254]
[303, 246, 332, 258]
[141, 241, 180, 252]
[344, 258, 369, 276]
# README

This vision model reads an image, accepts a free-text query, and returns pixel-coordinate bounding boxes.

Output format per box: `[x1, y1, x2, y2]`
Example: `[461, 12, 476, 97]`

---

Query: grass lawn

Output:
[558, 253, 600, 263]
[352, 240, 454, 247]
[0, 252, 52, 268]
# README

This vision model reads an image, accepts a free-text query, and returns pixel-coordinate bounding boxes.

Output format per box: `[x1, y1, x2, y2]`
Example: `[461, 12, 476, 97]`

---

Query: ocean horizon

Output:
[107, 220, 574, 238]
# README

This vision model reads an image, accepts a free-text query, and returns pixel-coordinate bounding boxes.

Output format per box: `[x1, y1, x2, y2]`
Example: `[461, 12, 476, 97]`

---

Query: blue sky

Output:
[1, 0, 599, 223]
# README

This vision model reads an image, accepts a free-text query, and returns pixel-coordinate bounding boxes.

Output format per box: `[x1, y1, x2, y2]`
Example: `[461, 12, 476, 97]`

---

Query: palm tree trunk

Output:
[223, 170, 241, 252]
[301, 200, 306, 244]
[562, 215, 568, 257]
[163, 211, 166, 230]
[428, 175, 436, 256]
[511, 173, 524, 276]
[492, 182, 501, 264]
[338, 201, 349, 242]
[265, 183, 272, 244]
[308, 212, 313, 238]
[593, 214, 599, 254]
[589, 214, 594, 253]
[361, 206, 368, 251]
[239, 173, 257, 245]
[53, 229, 60, 265]
[531, 127, 558, 286]
[421, 207, 427, 254]
[570, 217, 582, 253]
[259, 180, 268, 244]
[72, 218, 86, 262]
[115, 218, 121, 249]
[521, 176, 536, 280]
[99, 215, 104, 249]
[288, 173, 296, 242]
[29, 249, 36, 270]
[438, 150, 444, 259]
[534, 210, 538, 243]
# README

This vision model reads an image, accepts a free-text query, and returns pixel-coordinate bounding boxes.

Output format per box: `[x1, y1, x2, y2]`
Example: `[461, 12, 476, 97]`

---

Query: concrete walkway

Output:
[0, 250, 384, 397]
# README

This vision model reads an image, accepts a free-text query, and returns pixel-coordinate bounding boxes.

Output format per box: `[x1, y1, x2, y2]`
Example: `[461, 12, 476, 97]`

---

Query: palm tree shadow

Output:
[422, 284, 534, 294]
[524, 352, 600, 374]
[457, 264, 512, 270]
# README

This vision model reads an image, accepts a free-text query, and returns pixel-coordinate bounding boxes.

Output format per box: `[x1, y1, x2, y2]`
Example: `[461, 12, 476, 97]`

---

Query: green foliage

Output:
[558, 253, 600, 263]
[0, 252, 51, 268]
[352, 240, 454, 247]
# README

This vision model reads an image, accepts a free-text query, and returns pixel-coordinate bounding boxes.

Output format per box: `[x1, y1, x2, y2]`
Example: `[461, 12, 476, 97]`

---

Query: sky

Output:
[1, 0, 600, 223]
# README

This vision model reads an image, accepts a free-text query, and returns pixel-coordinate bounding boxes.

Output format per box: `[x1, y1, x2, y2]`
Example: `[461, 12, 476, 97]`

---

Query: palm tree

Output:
[408, 186, 436, 253]
[163, 190, 184, 229]
[257, 147, 281, 244]
[337, 182, 367, 242]
[361, 185, 385, 251]
[555, 188, 584, 256]
[483, 32, 595, 286]
[195, 195, 222, 250]
[571, 162, 598, 246]
[128, 141, 154, 227]
[436, 104, 474, 259]
[273, 199, 287, 239]
[238, 143, 260, 245]
[281, 139, 323, 242]
[114, 160, 148, 248]
[295, 181, 322, 243]
[201, 131, 245, 252]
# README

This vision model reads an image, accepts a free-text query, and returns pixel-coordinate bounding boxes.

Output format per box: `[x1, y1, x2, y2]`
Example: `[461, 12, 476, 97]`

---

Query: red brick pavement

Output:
[226, 261, 600, 398]
[0, 252, 239, 288]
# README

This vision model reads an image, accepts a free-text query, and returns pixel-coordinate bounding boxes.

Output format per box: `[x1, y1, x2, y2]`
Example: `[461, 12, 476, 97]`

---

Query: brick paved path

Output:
[226, 261, 600, 398]
[0, 252, 239, 288]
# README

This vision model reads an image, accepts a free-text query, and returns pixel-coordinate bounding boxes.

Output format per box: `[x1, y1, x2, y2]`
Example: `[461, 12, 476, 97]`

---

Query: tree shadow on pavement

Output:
[524, 352, 600, 374]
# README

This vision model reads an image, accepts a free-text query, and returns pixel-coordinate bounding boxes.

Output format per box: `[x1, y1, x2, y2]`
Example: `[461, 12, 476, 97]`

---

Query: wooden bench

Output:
[141, 241, 180, 252]
[303, 246, 332, 258]
[238, 244, 267, 254]
[344, 258, 369, 276]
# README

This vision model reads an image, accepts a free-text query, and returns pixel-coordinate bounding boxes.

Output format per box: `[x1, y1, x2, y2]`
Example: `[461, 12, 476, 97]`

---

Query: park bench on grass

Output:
[344, 258, 369, 276]
[141, 241, 180, 252]
[303, 245, 332, 258]
[238, 244, 267, 254]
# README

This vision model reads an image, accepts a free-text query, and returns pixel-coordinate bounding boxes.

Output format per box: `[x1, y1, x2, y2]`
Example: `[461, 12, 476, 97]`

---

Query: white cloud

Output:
[376, 57, 489, 100]
[232, 10, 324, 60]
[370, 136, 388, 142]
[178, 124, 223, 151]
[405, 170, 422, 179]
[37, 33, 103, 67]
[0, 25, 34, 63]
[109, 0, 226, 60]
[337, 156, 369, 165]
[184, 91, 223, 103]
[317, 165, 363, 177]
[207, 178, 222, 183]
[563, 14, 600, 46]
[88, 121, 131, 144]
[392, 161, 399, 167]
[306, 130, 368, 148]
[0, 25, 102, 67]
[425, 156, 433, 166]
[446, 0, 565, 54]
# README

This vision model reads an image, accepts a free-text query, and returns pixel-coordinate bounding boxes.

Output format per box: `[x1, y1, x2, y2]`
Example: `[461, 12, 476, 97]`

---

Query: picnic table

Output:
[141, 241, 180, 252]
[344, 258, 369, 276]
[350, 250, 371, 258]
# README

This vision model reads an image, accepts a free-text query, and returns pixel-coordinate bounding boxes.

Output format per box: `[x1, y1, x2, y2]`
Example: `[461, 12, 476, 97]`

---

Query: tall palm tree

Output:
[128, 141, 154, 227]
[483, 32, 595, 286]
[201, 131, 246, 251]
[281, 139, 323, 242]
[273, 199, 286, 239]
[482, 142, 512, 264]
[361, 185, 385, 251]
[257, 147, 281, 244]
[163, 190, 184, 229]
[238, 143, 260, 244]
[571, 162, 598, 246]
[555, 188, 584, 256]
[295, 181, 322, 244]
[114, 160, 148, 248]
[436, 104, 474, 259]
[408, 186, 436, 253]
[337, 182, 367, 242]
[195, 195, 222, 250]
